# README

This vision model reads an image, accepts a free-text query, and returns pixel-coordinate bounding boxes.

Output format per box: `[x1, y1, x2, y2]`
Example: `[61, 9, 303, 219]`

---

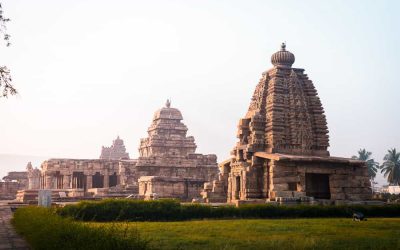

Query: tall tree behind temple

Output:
[352, 149, 379, 181]
[0, 2, 16, 97]
[380, 148, 400, 185]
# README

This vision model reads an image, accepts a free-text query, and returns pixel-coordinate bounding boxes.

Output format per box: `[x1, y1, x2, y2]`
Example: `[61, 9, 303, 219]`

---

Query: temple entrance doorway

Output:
[92, 172, 104, 188]
[235, 176, 241, 199]
[305, 173, 331, 199]
[109, 172, 118, 187]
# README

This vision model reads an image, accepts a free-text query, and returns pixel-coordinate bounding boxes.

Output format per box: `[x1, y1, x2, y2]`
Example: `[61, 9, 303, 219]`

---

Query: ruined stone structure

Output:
[18, 102, 218, 202]
[27, 162, 40, 190]
[0, 170, 28, 200]
[100, 136, 130, 160]
[203, 43, 371, 204]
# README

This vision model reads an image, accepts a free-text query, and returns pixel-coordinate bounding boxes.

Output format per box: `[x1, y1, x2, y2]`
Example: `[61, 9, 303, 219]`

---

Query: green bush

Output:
[58, 199, 400, 222]
[58, 199, 181, 221]
[12, 206, 149, 250]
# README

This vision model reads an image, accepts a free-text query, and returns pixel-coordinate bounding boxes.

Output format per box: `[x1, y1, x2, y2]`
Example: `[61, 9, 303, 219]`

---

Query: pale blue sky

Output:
[0, 0, 399, 185]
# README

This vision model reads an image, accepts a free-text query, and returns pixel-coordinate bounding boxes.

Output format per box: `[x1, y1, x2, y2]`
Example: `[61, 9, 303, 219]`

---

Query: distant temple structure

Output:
[0, 168, 28, 200]
[18, 101, 218, 202]
[203, 43, 371, 204]
[100, 136, 130, 160]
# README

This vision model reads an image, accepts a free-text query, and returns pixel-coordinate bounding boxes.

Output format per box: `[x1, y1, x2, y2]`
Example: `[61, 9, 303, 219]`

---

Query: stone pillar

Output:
[63, 175, 71, 189]
[227, 173, 232, 202]
[86, 175, 92, 189]
[45, 175, 53, 189]
[104, 170, 109, 188]
[28, 172, 40, 189]
[119, 163, 126, 186]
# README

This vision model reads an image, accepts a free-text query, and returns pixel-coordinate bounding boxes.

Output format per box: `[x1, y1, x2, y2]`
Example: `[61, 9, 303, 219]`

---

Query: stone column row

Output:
[38, 172, 114, 190]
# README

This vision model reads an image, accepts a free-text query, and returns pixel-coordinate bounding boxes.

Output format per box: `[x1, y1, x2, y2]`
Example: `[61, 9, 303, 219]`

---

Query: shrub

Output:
[12, 206, 149, 250]
[58, 199, 400, 222]
[58, 199, 181, 221]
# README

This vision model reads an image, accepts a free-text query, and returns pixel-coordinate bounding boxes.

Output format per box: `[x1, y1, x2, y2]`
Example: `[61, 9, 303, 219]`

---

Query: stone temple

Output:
[17, 101, 218, 202]
[99, 136, 130, 160]
[203, 43, 372, 204]
[135, 100, 218, 199]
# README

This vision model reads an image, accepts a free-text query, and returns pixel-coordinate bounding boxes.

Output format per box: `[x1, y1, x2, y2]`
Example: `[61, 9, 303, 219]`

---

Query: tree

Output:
[352, 149, 379, 180]
[0, 3, 16, 97]
[380, 148, 400, 185]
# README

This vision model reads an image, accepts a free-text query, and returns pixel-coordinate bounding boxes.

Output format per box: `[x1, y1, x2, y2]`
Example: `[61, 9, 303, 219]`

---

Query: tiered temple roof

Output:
[138, 100, 197, 157]
[100, 136, 130, 160]
[237, 43, 329, 157]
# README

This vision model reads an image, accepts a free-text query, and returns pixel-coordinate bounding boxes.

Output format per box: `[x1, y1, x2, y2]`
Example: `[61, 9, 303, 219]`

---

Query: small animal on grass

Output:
[353, 212, 367, 221]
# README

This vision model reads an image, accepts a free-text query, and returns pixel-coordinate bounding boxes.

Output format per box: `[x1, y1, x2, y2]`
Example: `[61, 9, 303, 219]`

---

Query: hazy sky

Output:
[0, 0, 399, 185]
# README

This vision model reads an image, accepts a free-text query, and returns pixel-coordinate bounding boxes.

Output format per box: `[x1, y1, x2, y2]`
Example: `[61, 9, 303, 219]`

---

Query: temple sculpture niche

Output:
[203, 43, 371, 204]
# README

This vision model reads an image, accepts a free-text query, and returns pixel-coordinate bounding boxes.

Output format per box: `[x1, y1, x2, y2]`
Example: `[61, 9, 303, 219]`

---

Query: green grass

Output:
[90, 218, 400, 250]
[12, 206, 149, 250]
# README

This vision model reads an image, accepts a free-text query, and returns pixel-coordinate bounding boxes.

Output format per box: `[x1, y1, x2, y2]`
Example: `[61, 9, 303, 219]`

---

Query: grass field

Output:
[92, 218, 400, 250]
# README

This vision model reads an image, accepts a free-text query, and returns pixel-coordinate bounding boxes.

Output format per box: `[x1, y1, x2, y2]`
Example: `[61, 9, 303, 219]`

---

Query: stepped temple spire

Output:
[202, 44, 371, 204]
[245, 43, 329, 156]
[100, 136, 130, 160]
[139, 100, 196, 157]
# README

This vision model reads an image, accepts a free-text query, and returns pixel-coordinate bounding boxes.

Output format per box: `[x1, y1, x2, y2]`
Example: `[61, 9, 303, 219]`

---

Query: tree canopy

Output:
[0, 3, 16, 98]
[381, 148, 400, 185]
[352, 148, 379, 180]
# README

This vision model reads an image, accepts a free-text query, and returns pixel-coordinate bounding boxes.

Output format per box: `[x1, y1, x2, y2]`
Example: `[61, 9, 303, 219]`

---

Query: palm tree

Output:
[352, 149, 379, 181]
[381, 148, 400, 185]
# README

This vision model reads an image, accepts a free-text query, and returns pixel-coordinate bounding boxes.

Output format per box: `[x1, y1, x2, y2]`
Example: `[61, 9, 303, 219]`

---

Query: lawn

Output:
[92, 218, 400, 250]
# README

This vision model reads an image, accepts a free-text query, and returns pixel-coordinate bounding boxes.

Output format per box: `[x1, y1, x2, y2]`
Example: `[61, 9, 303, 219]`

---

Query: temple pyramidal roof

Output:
[99, 136, 130, 160]
[138, 99, 201, 158]
[237, 43, 330, 157]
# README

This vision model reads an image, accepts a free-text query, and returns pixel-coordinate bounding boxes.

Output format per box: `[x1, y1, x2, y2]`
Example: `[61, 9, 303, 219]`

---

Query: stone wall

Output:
[269, 160, 371, 201]
[120, 155, 218, 187]
[139, 176, 205, 200]
[0, 182, 26, 200]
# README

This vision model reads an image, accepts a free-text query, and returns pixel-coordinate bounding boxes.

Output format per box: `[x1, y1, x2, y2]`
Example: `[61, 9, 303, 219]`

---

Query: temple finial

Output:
[281, 42, 286, 51]
[165, 99, 171, 108]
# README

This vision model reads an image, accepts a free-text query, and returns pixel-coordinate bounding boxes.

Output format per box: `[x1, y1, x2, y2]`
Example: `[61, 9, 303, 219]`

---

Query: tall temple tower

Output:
[130, 100, 219, 200]
[203, 44, 371, 204]
[138, 99, 197, 157]
[100, 136, 130, 160]
[243, 43, 329, 157]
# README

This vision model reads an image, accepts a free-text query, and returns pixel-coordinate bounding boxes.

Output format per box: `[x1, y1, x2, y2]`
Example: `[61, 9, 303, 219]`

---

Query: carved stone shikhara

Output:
[203, 44, 371, 203]
[136, 100, 219, 200]
[100, 136, 130, 160]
